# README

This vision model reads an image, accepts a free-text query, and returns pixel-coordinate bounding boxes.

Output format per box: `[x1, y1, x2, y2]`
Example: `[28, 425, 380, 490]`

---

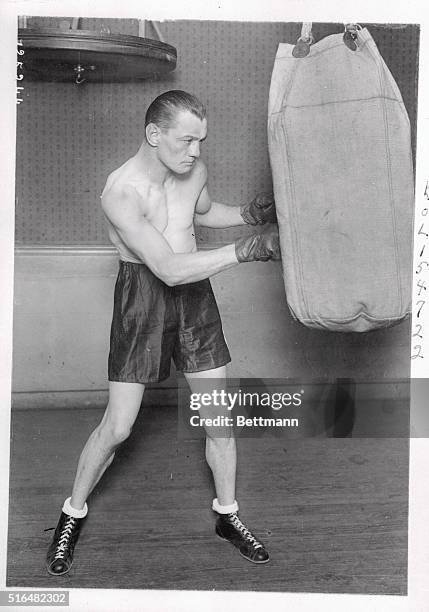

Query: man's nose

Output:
[189, 141, 200, 158]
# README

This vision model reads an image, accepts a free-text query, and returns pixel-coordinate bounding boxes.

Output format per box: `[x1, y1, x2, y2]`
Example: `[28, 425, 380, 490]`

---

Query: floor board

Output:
[7, 405, 408, 594]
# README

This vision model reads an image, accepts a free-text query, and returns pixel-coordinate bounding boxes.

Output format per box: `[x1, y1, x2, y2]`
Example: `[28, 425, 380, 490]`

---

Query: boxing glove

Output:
[240, 192, 277, 225]
[235, 224, 281, 263]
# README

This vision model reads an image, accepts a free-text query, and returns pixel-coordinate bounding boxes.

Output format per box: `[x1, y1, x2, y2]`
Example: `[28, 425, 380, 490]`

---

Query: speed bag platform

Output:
[268, 27, 414, 332]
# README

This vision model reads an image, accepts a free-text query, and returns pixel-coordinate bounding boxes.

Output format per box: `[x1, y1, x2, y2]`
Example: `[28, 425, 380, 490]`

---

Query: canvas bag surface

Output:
[268, 27, 414, 332]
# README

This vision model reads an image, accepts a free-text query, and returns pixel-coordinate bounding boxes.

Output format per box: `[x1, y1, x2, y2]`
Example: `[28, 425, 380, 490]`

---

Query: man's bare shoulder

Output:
[192, 159, 208, 184]
[102, 157, 149, 208]
[102, 157, 146, 200]
[101, 181, 147, 231]
[178, 159, 208, 202]
[101, 182, 139, 210]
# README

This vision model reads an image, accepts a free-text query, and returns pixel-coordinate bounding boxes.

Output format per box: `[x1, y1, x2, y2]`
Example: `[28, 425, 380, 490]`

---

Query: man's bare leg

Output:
[184, 366, 236, 506]
[46, 381, 145, 575]
[70, 381, 145, 509]
[184, 367, 269, 564]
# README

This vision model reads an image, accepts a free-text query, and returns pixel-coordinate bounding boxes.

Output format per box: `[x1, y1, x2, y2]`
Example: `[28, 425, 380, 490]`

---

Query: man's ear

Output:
[145, 122, 162, 147]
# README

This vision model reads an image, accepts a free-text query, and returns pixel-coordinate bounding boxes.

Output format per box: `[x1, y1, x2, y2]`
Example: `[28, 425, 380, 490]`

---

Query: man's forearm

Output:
[146, 244, 239, 286]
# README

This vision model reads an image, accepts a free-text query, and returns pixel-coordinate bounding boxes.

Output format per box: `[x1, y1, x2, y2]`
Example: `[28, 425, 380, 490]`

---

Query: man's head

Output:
[145, 90, 206, 130]
[144, 90, 207, 174]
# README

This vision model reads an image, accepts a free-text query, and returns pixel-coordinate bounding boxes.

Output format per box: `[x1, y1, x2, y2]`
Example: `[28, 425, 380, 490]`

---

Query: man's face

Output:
[156, 110, 207, 174]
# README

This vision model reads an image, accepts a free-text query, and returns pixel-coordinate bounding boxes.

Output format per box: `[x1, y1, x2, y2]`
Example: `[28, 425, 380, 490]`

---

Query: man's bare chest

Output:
[134, 182, 198, 233]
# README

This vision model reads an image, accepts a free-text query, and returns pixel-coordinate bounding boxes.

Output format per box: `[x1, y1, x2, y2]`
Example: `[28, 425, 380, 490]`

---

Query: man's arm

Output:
[194, 186, 245, 228]
[102, 185, 239, 286]
[195, 184, 277, 229]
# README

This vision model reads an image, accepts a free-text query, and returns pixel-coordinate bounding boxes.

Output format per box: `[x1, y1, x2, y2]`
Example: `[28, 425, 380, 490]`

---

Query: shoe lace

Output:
[229, 513, 262, 549]
[54, 516, 78, 560]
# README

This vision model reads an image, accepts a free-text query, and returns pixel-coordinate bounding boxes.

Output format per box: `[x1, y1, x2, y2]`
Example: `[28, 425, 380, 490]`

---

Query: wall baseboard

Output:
[11, 387, 178, 410]
[14, 243, 221, 256]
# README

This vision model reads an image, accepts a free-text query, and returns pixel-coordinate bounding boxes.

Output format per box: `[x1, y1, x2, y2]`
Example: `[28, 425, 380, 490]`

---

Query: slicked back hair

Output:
[145, 90, 207, 130]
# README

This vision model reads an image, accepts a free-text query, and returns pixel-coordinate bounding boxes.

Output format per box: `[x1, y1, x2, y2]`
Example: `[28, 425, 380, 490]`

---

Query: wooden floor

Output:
[7, 404, 408, 594]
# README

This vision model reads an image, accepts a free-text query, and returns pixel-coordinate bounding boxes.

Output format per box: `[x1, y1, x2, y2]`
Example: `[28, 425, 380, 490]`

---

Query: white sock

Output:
[212, 498, 239, 514]
[62, 497, 88, 519]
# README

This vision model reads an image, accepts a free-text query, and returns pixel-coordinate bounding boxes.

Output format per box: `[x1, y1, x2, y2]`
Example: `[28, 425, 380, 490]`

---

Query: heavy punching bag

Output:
[268, 24, 414, 332]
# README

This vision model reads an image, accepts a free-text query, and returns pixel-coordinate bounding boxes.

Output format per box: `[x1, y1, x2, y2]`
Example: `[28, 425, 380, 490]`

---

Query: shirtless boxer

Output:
[46, 90, 279, 576]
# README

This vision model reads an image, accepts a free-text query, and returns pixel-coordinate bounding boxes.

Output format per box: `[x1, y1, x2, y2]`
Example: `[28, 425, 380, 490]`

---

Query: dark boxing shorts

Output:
[108, 261, 231, 383]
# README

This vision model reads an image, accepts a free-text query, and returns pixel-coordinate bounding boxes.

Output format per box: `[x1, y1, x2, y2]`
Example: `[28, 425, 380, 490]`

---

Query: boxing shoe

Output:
[215, 512, 270, 564]
[240, 192, 277, 225]
[235, 224, 281, 263]
[46, 511, 85, 576]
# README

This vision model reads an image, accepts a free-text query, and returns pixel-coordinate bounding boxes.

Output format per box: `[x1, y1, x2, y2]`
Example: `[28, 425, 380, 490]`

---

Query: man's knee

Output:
[99, 418, 133, 447]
